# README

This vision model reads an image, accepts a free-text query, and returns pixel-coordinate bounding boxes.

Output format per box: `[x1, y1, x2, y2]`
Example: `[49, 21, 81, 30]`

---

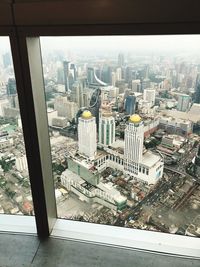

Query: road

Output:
[114, 171, 183, 226]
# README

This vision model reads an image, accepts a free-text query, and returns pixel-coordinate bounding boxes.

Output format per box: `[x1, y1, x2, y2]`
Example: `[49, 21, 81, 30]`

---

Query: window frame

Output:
[1, 22, 200, 255]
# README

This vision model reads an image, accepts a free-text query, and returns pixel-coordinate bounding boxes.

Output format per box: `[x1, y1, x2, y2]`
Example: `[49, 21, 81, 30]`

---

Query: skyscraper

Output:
[78, 110, 97, 159]
[125, 95, 136, 115]
[177, 94, 190, 112]
[99, 112, 115, 146]
[63, 61, 70, 92]
[2, 52, 11, 68]
[132, 79, 141, 93]
[87, 67, 107, 87]
[116, 68, 122, 81]
[141, 78, 151, 91]
[118, 53, 124, 67]
[111, 72, 116, 86]
[54, 96, 78, 120]
[71, 81, 83, 108]
[89, 88, 101, 130]
[7, 78, 17, 96]
[143, 89, 156, 107]
[194, 74, 200, 104]
[124, 114, 144, 174]
[57, 67, 65, 84]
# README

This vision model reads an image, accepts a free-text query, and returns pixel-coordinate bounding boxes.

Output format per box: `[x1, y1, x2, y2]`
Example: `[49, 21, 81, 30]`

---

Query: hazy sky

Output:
[1, 35, 200, 54]
[0, 37, 10, 54]
[40, 35, 200, 54]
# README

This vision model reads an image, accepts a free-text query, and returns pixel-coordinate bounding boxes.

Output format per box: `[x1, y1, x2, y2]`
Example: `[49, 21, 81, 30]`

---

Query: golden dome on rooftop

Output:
[129, 114, 142, 123]
[82, 110, 92, 119]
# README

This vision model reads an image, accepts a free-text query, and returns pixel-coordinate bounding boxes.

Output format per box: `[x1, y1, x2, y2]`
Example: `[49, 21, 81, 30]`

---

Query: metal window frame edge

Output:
[1, 23, 200, 256]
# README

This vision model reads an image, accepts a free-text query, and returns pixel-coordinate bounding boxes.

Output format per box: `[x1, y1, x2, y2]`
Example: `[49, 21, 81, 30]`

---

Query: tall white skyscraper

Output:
[99, 112, 115, 146]
[143, 88, 156, 107]
[111, 72, 116, 86]
[78, 110, 97, 159]
[124, 114, 144, 174]
[116, 67, 122, 81]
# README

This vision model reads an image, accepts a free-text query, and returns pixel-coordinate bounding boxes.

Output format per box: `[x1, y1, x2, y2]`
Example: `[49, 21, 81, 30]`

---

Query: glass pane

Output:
[0, 37, 33, 215]
[40, 35, 200, 237]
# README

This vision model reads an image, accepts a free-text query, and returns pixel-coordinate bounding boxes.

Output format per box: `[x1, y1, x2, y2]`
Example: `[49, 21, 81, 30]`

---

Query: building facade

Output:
[124, 114, 144, 174]
[124, 114, 163, 184]
[143, 88, 156, 107]
[177, 94, 190, 112]
[125, 94, 136, 115]
[98, 113, 115, 146]
[78, 110, 97, 159]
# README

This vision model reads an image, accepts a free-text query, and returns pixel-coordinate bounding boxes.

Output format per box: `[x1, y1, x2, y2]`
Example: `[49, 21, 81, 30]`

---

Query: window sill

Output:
[52, 219, 200, 259]
[0, 214, 36, 235]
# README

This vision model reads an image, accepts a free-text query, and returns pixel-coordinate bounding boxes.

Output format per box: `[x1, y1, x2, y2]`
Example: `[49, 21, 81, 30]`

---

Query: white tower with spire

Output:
[124, 114, 144, 175]
[78, 110, 97, 159]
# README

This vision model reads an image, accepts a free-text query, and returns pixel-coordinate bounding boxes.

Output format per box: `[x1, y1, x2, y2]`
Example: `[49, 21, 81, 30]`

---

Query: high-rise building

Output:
[78, 110, 97, 159]
[82, 88, 93, 107]
[108, 86, 119, 101]
[105, 66, 113, 84]
[125, 67, 134, 83]
[7, 78, 17, 96]
[54, 96, 78, 120]
[194, 74, 200, 104]
[143, 88, 156, 107]
[115, 80, 128, 94]
[99, 112, 115, 146]
[116, 68, 122, 81]
[54, 96, 69, 117]
[124, 114, 144, 174]
[123, 114, 163, 184]
[177, 94, 190, 112]
[2, 52, 11, 68]
[87, 67, 107, 87]
[141, 78, 151, 91]
[111, 72, 116, 86]
[118, 53, 124, 67]
[132, 79, 141, 93]
[89, 88, 101, 130]
[47, 109, 58, 126]
[63, 61, 70, 92]
[71, 81, 83, 108]
[125, 94, 136, 115]
[57, 67, 65, 84]
[63, 61, 77, 91]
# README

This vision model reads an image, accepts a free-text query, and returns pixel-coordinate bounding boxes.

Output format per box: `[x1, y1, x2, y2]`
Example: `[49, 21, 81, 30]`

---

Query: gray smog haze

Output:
[40, 35, 200, 54]
[1, 35, 200, 55]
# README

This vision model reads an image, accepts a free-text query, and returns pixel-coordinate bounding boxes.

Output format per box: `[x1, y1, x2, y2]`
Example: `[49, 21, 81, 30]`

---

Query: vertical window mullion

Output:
[9, 32, 57, 238]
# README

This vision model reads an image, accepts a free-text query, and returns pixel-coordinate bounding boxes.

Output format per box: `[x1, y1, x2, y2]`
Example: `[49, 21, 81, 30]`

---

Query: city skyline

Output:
[1, 35, 200, 237]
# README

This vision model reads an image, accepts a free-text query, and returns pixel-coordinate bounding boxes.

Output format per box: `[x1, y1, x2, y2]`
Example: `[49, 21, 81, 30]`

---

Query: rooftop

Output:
[142, 151, 162, 168]
[163, 103, 200, 123]
[61, 169, 83, 184]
